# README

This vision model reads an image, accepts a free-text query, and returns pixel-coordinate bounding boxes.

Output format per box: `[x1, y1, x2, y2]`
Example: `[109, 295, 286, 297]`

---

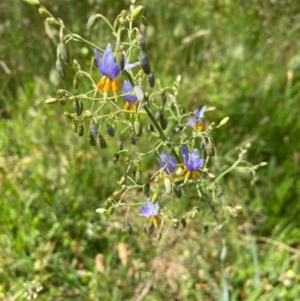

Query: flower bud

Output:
[143, 182, 150, 197]
[204, 139, 215, 157]
[89, 134, 97, 146]
[151, 192, 159, 204]
[57, 42, 69, 64]
[45, 98, 58, 104]
[90, 123, 98, 140]
[118, 176, 126, 185]
[159, 113, 168, 130]
[173, 186, 182, 198]
[133, 166, 142, 184]
[126, 223, 133, 234]
[139, 34, 147, 53]
[131, 5, 144, 20]
[113, 153, 119, 163]
[115, 46, 125, 71]
[133, 120, 143, 136]
[38, 7, 52, 18]
[24, 0, 40, 5]
[130, 136, 136, 145]
[72, 120, 78, 132]
[64, 111, 73, 119]
[181, 218, 187, 228]
[148, 72, 155, 87]
[73, 99, 83, 116]
[86, 15, 100, 30]
[55, 59, 64, 79]
[164, 177, 172, 194]
[105, 124, 115, 137]
[140, 52, 151, 75]
[99, 134, 107, 148]
[145, 225, 154, 235]
[78, 124, 84, 136]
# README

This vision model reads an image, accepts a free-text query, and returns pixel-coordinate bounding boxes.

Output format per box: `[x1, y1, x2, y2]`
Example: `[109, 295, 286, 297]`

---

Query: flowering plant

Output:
[25, 0, 266, 238]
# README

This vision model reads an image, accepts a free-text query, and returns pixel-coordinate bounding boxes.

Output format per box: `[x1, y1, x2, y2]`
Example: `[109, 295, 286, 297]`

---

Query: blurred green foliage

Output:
[1, 0, 299, 300]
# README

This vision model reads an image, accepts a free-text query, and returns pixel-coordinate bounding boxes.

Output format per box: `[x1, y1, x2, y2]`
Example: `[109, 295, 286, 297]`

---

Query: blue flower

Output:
[187, 106, 207, 130]
[158, 152, 176, 175]
[123, 80, 138, 103]
[94, 44, 121, 94]
[181, 146, 204, 179]
[140, 198, 160, 227]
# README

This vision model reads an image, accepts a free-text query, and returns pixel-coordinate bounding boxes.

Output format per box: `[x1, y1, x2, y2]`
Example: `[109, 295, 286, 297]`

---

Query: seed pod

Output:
[160, 91, 167, 107]
[130, 136, 136, 145]
[140, 52, 151, 75]
[78, 124, 84, 136]
[72, 120, 78, 132]
[145, 224, 154, 236]
[148, 124, 155, 132]
[133, 120, 142, 136]
[99, 134, 107, 148]
[148, 72, 155, 88]
[73, 99, 83, 116]
[89, 134, 97, 146]
[204, 139, 215, 157]
[159, 113, 168, 130]
[181, 218, 187, 228]
[118, 141, 123, 150]
[105, 124, 115, 137]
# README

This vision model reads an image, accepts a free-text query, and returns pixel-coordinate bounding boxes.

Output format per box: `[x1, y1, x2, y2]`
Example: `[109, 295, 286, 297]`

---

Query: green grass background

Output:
[1, 0, 300, 300]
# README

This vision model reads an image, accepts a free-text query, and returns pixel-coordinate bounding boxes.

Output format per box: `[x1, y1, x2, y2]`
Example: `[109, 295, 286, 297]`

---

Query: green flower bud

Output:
[46, 17, 61, 27]
[133, 166, 142, 184]
[133, 120, 143, 136]
[131, 5, 144, 20]
[152, 192, 159, 204]
[64, 111, 73, 119]
[24, 0, 40, 6]
[45, 98, 58, 104]
[115, 46, 125, 71]
[86, 15, 100, 30]
[38, 7, 52, 18]
[118, 176, 126, 185]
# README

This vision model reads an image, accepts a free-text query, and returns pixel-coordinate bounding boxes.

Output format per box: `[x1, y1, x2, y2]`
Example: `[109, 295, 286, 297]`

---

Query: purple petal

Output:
[99, 44, 120, 78]
[94, 49, 102, 73]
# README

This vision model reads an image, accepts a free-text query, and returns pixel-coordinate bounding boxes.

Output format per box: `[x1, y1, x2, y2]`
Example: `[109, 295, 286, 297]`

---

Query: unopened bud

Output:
[148, 72, 155, 87]
[78, 124, 84, 136]
[113, 153, 119, 163]
[218, 117, 229, 127]
[86, 15, 100, 30]
[151, 192, 159, 204]
[140, 52, 151, 75]
[56, 59, 64, 79]
[134, 166, 142, 184]
[133, 120, 143, 136]
[57, 42, 69, 64]
[143, 182, 150, 197]
[164, 177, 172, 194]
[105, 124, 115, 137]
[45, 98, 57, 104]
[24, 0, 40, 5]
[96, 208, 107, 214]
[173, 186, 182, 198]
[38, 7, 51, 18]
[139, 34, 147, 52]
[89, 134, 97, 146]
[131, 5, 144, 20]
[99, 134, 107, 148]
[73, 99, 83, 116]
[115, 46, 125, 71]
[159, 113, 168, 130]
[118, 176, 126, 185]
